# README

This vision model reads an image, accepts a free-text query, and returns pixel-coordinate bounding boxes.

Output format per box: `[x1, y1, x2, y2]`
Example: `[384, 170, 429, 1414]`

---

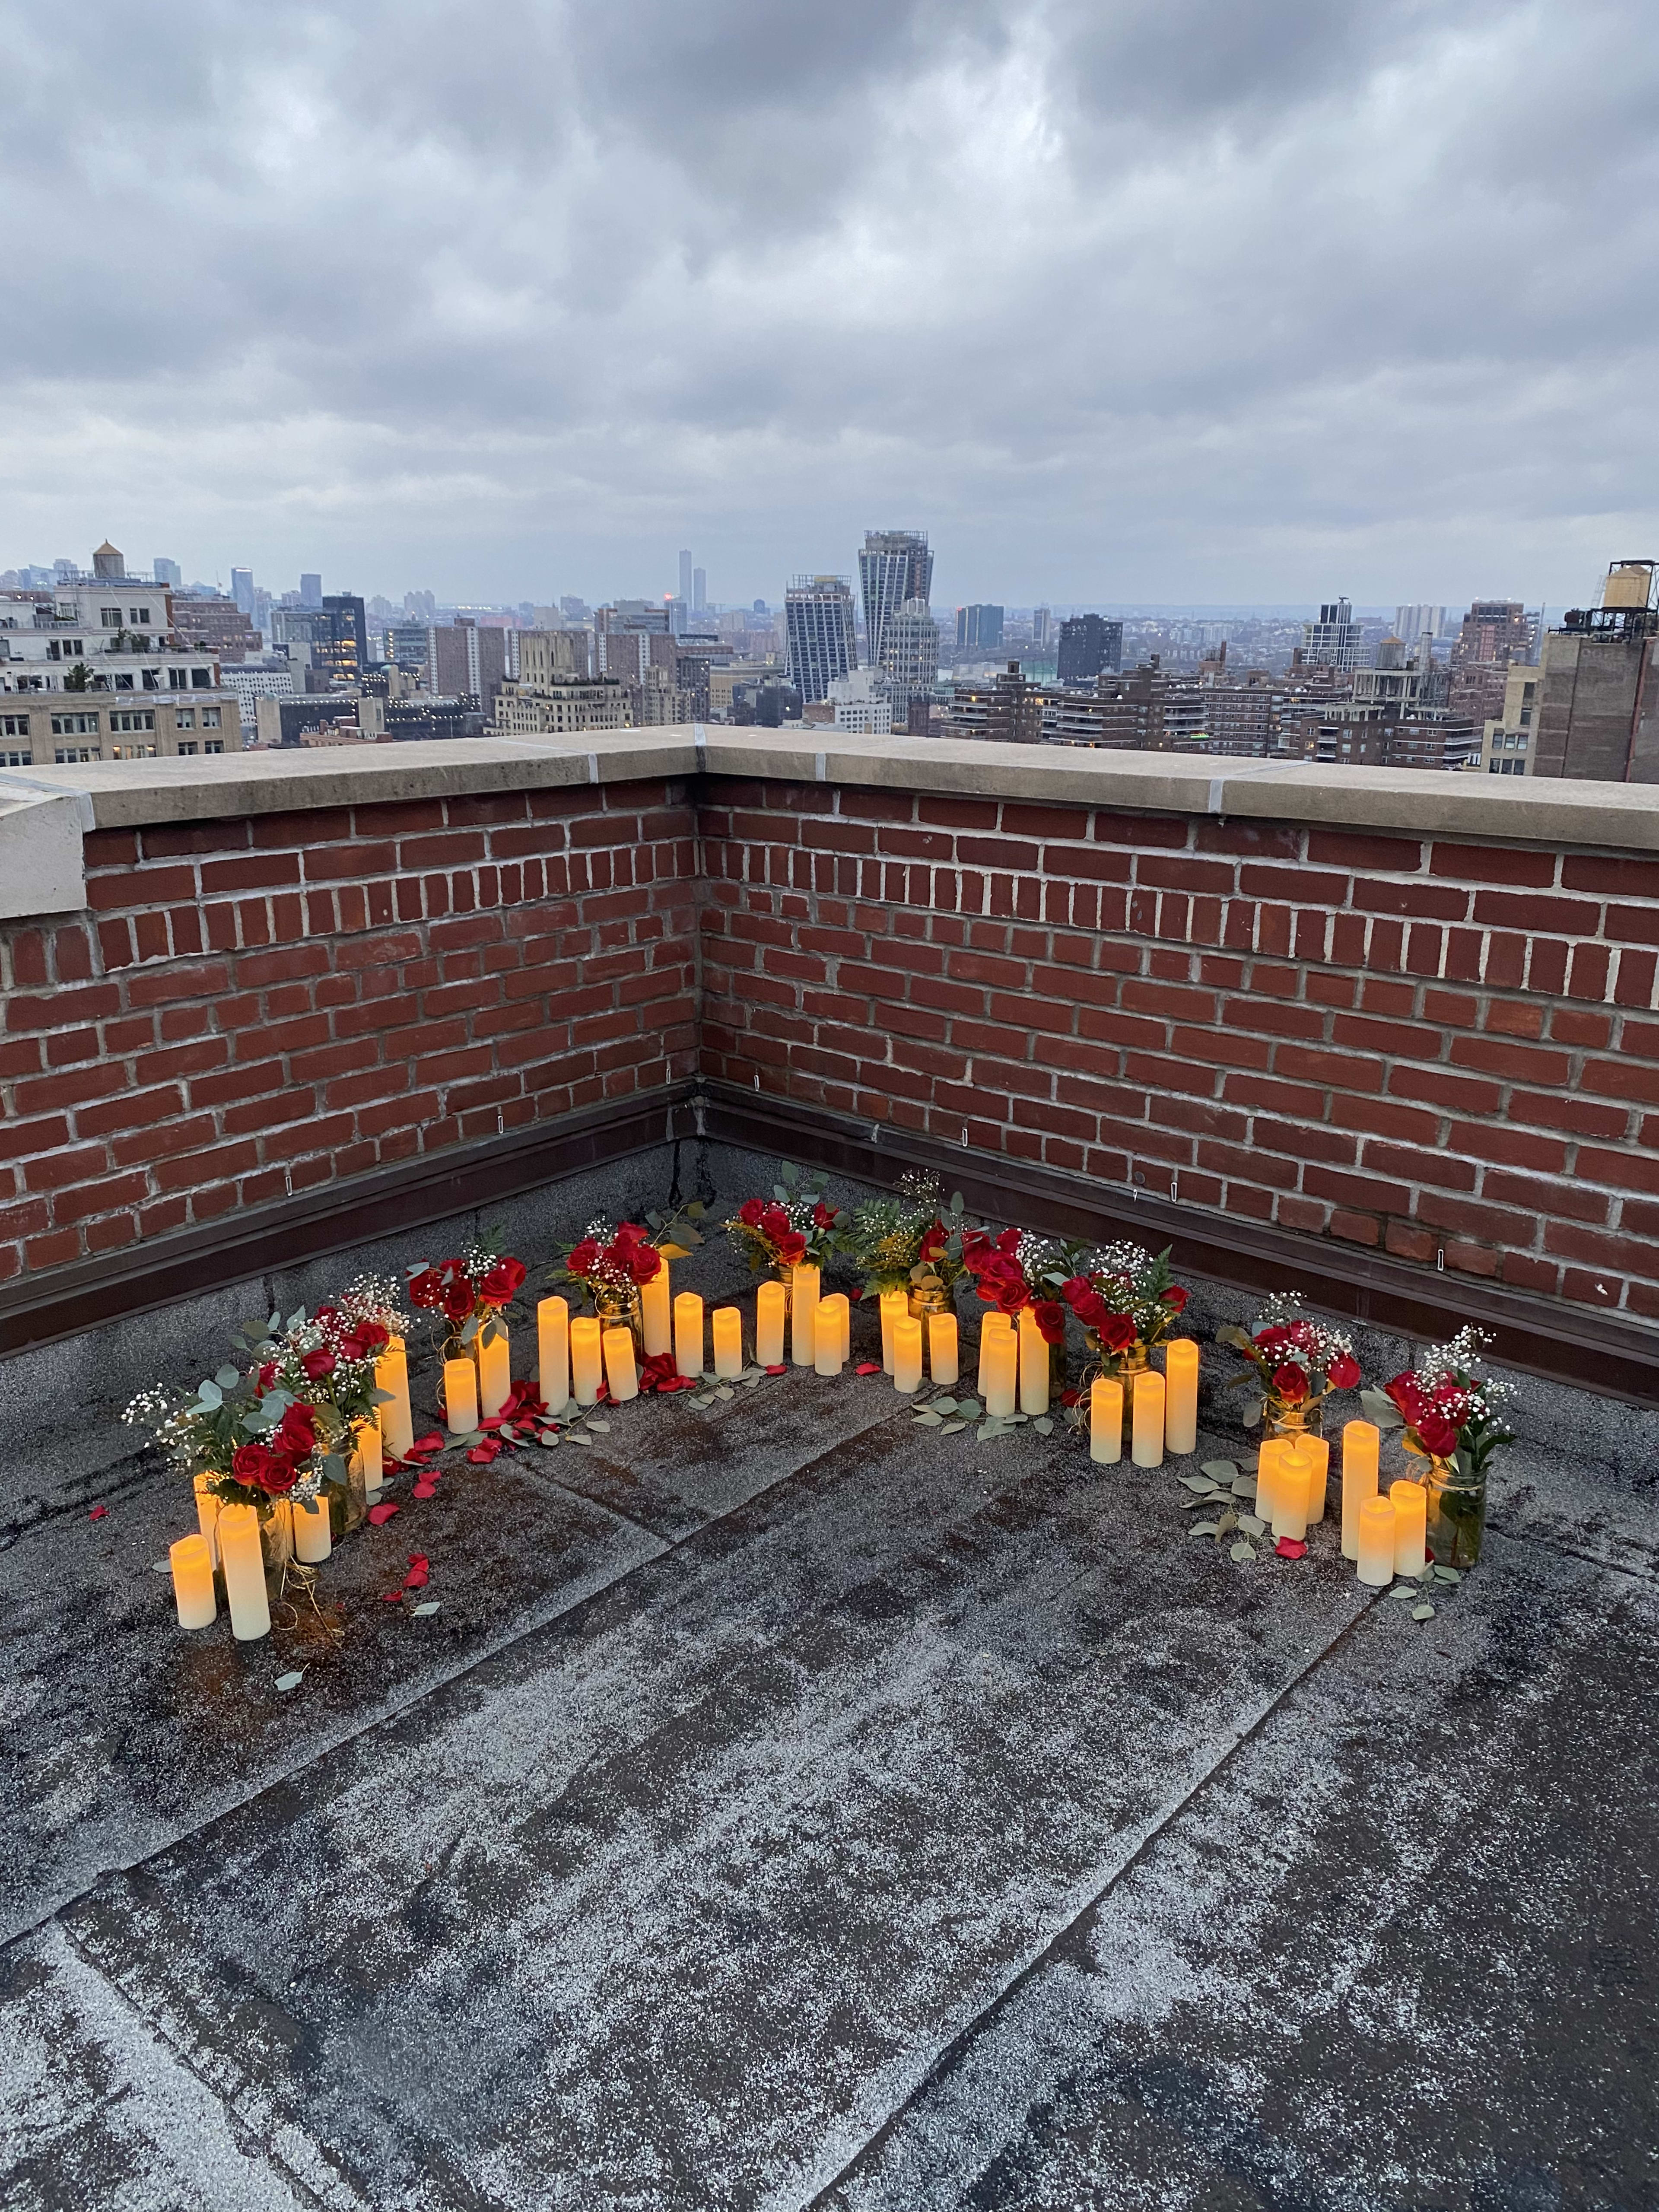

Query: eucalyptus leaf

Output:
[1181, 1494, 1215, 1508]
[1179, 1475, 1214, 1493]
[1200, 1459, 1239, 1481]
[1411, 1602, 1436, 1621]
[715, 1386, 734, 1402]
[1229, 1540, 1257, 1563]
[149, 1559, 172, 1575]
[268, 1311, 282, 1332]
[273, 1672, 305, 1694]
[323, 1453, 346, 1482]
[587, 1417, 611, 1432]
[1033, 1416, 1054, 1437]
[977, 1421, 1007, 1442]
[954, 1398, 982, 1421]
[410, 1602, 441, 1617]
[1360, 1388, 1404, 1430]
[940, 1419, 966, 1435]
[690, 1395, 714, 1409]
[566, 1430, 593, 1447]
[1006, 1411, 1029, 1424]
[214, 1365, 241, 1389]
[1238, 1512, 1266, 1536]
[1241, 1400, 1262, 1428]
[740, 1371, 764, 1388]
[1189, 1521, 1221, 1538]
[1387, 1585, 1417, 1602]
[1230, 1477, 1258, 1500]
[197, 1379, 223, 1408]
[539, 1434, 561, 1449]
[930, 1398, 959, 1417]
[913, 1409, 944, 1426]
[1432, 1566, 1462, 1584]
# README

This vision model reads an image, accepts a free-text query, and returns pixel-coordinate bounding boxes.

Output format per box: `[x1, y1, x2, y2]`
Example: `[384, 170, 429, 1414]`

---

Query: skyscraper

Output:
[230, 567, 256, 617]
[859, 531, 933, 671]
[299, 573, 323, 609]
[153, 557, 181, 589]
[785, 576, 858, 702]
[693, 566, 707, 614]
[955, 604, 1004, 652]
[882, 598, 940, 725]
[1448, 599, 1534, 726]
[1056, 615, 1122, 684]
[678, 550, 693, 604]
[1302, 599, 1363, 671]
[1395, 604, 1446, 647]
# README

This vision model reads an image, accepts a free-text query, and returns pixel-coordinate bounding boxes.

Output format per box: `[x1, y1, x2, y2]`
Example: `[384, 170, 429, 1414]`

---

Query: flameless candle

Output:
[1253, 1437, 1283, 1525]
[893, 1316, 924, 1393]
[928, 1310, 959, 1386]
[977, 1313, 1012, 1398]
[1357, 1494, 1397, 1586]
[603, 1325, 639, 1402]
[1163, 1339, 1199, 1456]
[375, 1337, 414, 1463]
[1090, 1376, 1124, 1465]
[477, 1325, 511, 1421]
[755, 1280, 788, 1367]
[217, 1504, 271, 1641]
[1272, 1440, 1313, 1541]
[712, 1306, 744, 1379]
[443, 1356, 479, 1434]
[170, 1532, 216, 1630]
[674, 1290, 704, 1379]
[879, 1288, 908, 1375]
[537, 1296, 570, 1415]
[1301, 1435, 1331, 1523]
[293, 1494, 331, 1564]
[193, 1473, 221, 1568]
[570, 1317, 604, 1405]
[983, 1328, 1018, 1418]
[353, 1419, 384, 1497]
[1018, 1307, 1050, 1417]
[822, 1292, 850, 1366]
[1340, 1421, 1381, 1561]
[640, 1257, 673, 1357]
[1131, 1369, 1166, 1468]
[1390, 1478, 1427, 1574]
[814, 1300, 842, 1376]
[791, 1265, 821, 1367]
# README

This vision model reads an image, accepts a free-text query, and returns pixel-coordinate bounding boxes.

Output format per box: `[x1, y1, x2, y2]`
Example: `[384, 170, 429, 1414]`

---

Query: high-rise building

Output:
[153, 557, 182, 589]
[231, 567, 256, 617]
[91, 541, 125, 581]
[308, 595, 368, 686]
[1302, 599, 1363, 671]
[171, 594, 261, 660]
[559, 595, 590, 623]
[678, 550, 693, 605]
[1056, 614, 1122, 685]
[386, 623, 431, 672]
[428, 617, 513, 709]
[785, 577, 858, 702]
[693, 567, 707, 614]
[955, 604, 1004, 653]
[882, 597, 939, 723]
[299, 573, 323, 609]
[1395, 604, 1446, 647]
[827, 667, 892, 735]
[858, 531, 933, 671]
[1532, 563, 1659, 781]
[1033, 608, 1052, 648]
[1447, 599, 1534, 726]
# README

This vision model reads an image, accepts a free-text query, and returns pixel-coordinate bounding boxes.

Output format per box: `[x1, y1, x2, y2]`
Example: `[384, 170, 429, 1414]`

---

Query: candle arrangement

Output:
[1216, 1295, 1363, 1442]
[726, 1164, 852, 1287]
[1060, 1242, 1192, 1443]
[1368, 1327, 1514, 1568]
[850, 1172, 969, 1318]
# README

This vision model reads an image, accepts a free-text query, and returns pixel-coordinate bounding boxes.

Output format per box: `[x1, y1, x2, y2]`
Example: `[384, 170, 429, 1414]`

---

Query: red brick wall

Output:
[698, 781, 1659, 1325]
[0, 779, 696, 1284]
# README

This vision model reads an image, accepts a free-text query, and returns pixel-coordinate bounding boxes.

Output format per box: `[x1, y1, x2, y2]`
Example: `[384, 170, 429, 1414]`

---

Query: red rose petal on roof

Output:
[367, 1502, 400, 1526]
[764, 1363, 787, 1376]
[854, 1361, 882, 1376]
[1059, 1389, 1081, 1408]
[88, 1504, 108, 1520]
[413, 1480, 437, 1499]
[1274, 1536, 1308, 1560]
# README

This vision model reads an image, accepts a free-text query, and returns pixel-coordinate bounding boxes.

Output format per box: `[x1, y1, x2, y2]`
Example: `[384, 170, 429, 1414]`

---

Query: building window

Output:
[201, 707, 221, 728]
[142, 668, 161, 690]
[205, 739, 225, 754]
[0, 714, 29, 737]
[54, 746, 99, 763]
[110, 743, 158, 760]
[175, 708, 195, 730]
[130, 607, 151, 626]
[109, 709, 156, 732]
[169, 667, 189, 687]
[191, 668, 211, 689]
[101, 608, 123, 628]
[177, 743, 198, 756]
[1, 748, 30, 766]
[50, 712, 100, 735]
[114, 672, 134, 690]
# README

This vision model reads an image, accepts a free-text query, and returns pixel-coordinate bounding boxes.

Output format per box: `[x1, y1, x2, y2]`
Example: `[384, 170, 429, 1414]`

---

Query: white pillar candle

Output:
[879, 1288, 908, 1374]
[1131, 1369, 1165, 1468]
[193, 1473, 221, 1567]
[1272, 1441, 1313, 1541]
[821, 1292, 850, 1366]
[712, 1306, 744, 1379]
[1018, 1308, 1049, 1416]
[603, 1325, 639, 1402]
[983, 1328, 1018, 1418]
[217, 1504, 271, 1641]
[477, 1324, 511, 1421]
[1302, 1433, 1331, 1524]
[170, 1532, 216, 1630]
[893, 1316, 923, 1393]
[814, 1300, 842, 1376]
[1163, 1339, 1199, 1456]
[353, 1419, 384, 1496]
[1391, 1478, 1427, 1574]
[1341, 1421, 1380, 1561]
[1357, 1494, 1397, 1586]
[976, 1312, 1011, 1397]
[443, 1356, 478, 1433]
[755, 1280, 787, 1366]
[538, 1296, 571, 1414]
[570, 1317, 604, 1405]
[674, 1290, 704, 1379]
[1090, 1376, 1123, 1465]
[639, 1256, 672, 1357]
[292, 1494, 331, 1564]
[928, 1311, 959, 1385]
[375, 1337, 414, 1462]
[791, 1265, 821, 1367]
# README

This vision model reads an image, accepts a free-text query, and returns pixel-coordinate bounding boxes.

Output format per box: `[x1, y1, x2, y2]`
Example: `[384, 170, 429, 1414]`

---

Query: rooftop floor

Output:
[1, 1150, 1656, 2210]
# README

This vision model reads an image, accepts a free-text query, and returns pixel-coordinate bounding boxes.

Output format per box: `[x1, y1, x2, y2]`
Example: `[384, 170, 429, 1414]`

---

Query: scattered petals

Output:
[381, 1588, 405, 1603]
[1274, 1536, 1308, 1560]
[466, 1437, 502, 1465]
[413, 1480, 438, 1499]
[764, 1363, 787, 1376]
[367, 1501, 400, 1526]
[88, 1504, 108, 1520]
[854, 1361, 883, 1376]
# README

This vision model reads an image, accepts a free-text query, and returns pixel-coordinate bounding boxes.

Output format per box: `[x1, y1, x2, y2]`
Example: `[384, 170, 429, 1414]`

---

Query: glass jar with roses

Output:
[726, 1163, 850, 1312]
[407, 1243, 527, 1362]
[1367, 1326, 1514, 1568]
[548, 1219, 664, 1339]
[1217, 1294, 1362, 1443]
[960, 1227, 1073, 1389]
[851, 1171, 969, 1318]
[1059, 1243, 1191, 1444]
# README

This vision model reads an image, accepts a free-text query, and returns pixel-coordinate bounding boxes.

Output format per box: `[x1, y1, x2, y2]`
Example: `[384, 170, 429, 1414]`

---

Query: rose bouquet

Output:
[1367, 1325, 1513, 1568]
[961, 1227, 1071, 1346]
[549, 1218, 664, 1322]
[726, 1162, 849, 1279]
[407, 1241, 526, 1356]
[1217, 1293, 1360, 1437]
[1060, 1242, 1189, 1379]
[850, 1172, 969, 1310]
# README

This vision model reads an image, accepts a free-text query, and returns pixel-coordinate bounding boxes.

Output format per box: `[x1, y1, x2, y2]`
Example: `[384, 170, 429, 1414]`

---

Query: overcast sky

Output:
[2, 0, 1654, 611]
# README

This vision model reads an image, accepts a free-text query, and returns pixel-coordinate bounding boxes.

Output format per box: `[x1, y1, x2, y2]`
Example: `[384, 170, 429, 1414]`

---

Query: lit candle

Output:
[1018, 1307, 1049, 1417]
[1090, 1376, 1123, 1464]
[822, 1292, 850, 1365]
[1357, 1494, 1397, 1587]
[791, 1265, 820, 1367]
[537, 1296, 570, 1415]
[977, 1313, 1011, 1397]
[640, 1255, 672, 1357]
[712, 1306, 744, 1379]
[814, 1300, 842, 1376]
[477, 1325, 511, 1421]
[217, 1504, 271, 1641]
[893, 1316, 924, 1393]
[1340, 1421, 1381, 1561]
[570, 1317, 604, 1406]
[1390, 1478, 1427, 1574]
[193, 1473, 221, 1567]
[1254, 1437, 1284, 1526]
[928, 1311, 959, 1385]
[170, 1532, 216, 1630]
[1131, 1370, 1165, 1468]
[353, 1419, 384, 1497]
[1272, 1440, 1313, 1541]
[1163, 1339, 1199, 1456]
[880, 1288, 909, 1374]
[443, 1356, 478, 1434]
[1302, 1434, 1330, 1523]
[674, 1291, 704, 1379]
[980, 1326, 1017, 1417]
[755, 1280, 787, 1367]
[375, 1336, 414, 1462]
[603, 1325, 639, 1402]
[293, 1493, 331, 1564]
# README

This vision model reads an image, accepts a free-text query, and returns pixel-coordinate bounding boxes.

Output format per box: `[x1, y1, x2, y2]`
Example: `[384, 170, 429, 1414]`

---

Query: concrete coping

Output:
[1, 725, 1656, 852]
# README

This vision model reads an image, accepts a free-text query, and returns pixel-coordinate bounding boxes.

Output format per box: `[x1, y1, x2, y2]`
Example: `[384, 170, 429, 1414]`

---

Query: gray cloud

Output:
[0, 0, 1654, 608]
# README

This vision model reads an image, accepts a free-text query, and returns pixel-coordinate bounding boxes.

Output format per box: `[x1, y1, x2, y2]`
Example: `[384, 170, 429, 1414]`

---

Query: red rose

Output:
[1417, 1412, 1460, 1457]
[407, 1268, 446, 1311]
[442, 1281, 474, 1328]
[479, 1256, 527, 1304]
[256, 1361, 277, 1390]
[738, 1199, 766, 1227]
[1385, 1372, 1427, 1424]
[1272, 1362, 1309, 1405]
[1162, 1285, 1189, 1312]
[341, 1321, 389, 1363]
[276, 1402, 317, 1455]
[315, 1304, 339, 1325]
[300, 1347, 336, 1381]
[1096, 1312, 1138, 1354]
[1074, 1290, 1109, 1330]
[761, 1204, 792, 1243]
[1328, 1351, 1361, 1390]
[1254, 1326, 1291, 1354]
[918, 1220, 947, 1262]
[813, 1201, 836, 1230]
[569, 1238, 601, 1277]
[1062, 1275, 1093, 1310]
[1033, 1300, 1067, 1346]
[774, 1229, 808, 1268]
